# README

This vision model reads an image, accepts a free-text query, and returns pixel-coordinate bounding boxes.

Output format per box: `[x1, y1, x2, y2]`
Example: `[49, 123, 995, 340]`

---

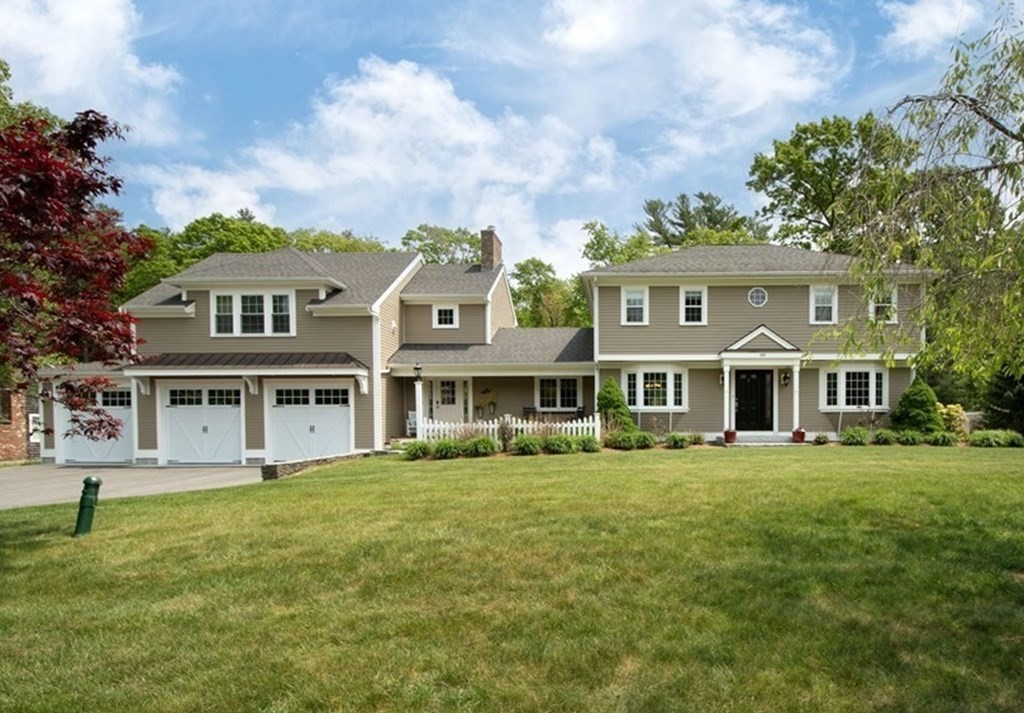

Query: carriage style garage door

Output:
[164, 386, 243, 464]
[270, 385, 352, 462]
[57, 388, 134, 464]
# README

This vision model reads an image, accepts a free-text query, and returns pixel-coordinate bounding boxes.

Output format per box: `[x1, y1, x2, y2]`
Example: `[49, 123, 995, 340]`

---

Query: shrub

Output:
[510, 434, 542, 455]
[403, 440, 433, 460]
[604, 430, 635, 450]
[461, 436, 498, 457]
[576, 435, 601, 453]
[891, 377, 943, 433]
[542, 434, 577, 455]
[497, 419, 515, 452]
[968, 429, 1024, 448]
[665, 433, 690, 449]
[597, 377, 637, 432]
[688, 432, 706, 446]
[927, 431, 958, 446]
[432, 438, 462, 459]
[872, 428, 898, 445]
[813, 433, 831, 445]
[938, 403, 969, 438]
[633, 431, 657, 449]
[895, 430, 922, 446]
[840, 426, 870, 446]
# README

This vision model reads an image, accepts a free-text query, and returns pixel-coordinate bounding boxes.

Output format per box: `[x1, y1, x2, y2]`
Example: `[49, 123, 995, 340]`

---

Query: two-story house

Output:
[581, 245, 924, 437]
[39, 236, 924, 464]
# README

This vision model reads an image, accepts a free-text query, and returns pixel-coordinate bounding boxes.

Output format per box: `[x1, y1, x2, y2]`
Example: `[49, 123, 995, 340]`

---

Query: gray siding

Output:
[136, 290, 373, 356]
[598, 284, 923, 356]
[403, 303, 487, 344]
[137, 388, 157, 450]
[246, 388, 264, 450]
[42, 399, 54, 450]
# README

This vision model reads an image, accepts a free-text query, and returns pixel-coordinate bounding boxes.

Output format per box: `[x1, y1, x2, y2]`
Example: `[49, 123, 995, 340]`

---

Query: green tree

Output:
[851, 8, 1024, 379]
[747, 113, 917, 252]
[581, 220, 666, 268]
[890, 377, 943, 433]
[117, 225, 179, 303]
[509, 258, 589, 328]
[400, 224, 480, 264]
[0, 59, 60, 127]
[596, 377, 637, 432]
[288, 227, 387, 253]
[640, 192, 769, 246]
[168, 212, 290, 267]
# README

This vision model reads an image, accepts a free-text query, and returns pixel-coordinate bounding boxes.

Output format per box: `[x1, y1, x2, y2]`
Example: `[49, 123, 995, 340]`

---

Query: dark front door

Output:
[735, 370, 773, 431]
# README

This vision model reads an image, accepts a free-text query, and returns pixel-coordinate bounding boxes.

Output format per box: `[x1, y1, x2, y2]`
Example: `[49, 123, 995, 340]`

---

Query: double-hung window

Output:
[537, 377, 580, 411]
[869, 288, 898, 324]
[212, 292, 294, 336]
[821, 367, 887, 409]
[623, 367, 687, 410]
[621, 287, 648, 325]
[679, 286, 707, 326]
[810, 285, 838, 325]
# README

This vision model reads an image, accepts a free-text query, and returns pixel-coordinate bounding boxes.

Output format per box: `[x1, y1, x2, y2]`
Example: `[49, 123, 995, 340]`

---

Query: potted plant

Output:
[724, 429, 737, 444]
[792, 427, 806, 443]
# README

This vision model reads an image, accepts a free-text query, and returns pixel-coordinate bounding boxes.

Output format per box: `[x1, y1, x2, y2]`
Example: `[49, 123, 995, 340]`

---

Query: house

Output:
[38, 234, 924, 464]
[580, 245, 924, 437]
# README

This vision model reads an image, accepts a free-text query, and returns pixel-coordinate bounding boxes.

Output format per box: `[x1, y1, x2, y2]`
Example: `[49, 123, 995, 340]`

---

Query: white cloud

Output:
[0, 0, 185, 145]
[134, 57, 618, 272]
[879, 0, 984, 59]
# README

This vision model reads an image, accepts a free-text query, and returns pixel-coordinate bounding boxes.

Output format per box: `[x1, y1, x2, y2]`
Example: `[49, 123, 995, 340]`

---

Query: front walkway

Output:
[0, 464, 261, 510]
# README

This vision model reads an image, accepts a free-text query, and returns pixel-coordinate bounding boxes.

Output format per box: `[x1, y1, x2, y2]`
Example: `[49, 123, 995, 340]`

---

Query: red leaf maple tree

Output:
[0, 111, 153, 439]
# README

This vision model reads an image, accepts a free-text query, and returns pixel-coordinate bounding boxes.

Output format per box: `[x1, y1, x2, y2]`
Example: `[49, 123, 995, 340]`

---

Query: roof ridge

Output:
[284, 247, 348, 287]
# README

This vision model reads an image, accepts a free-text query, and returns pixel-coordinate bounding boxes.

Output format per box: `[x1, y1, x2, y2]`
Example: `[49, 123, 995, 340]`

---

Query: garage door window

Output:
[208, 389, 241, 406]
[101, 390, 132, 408]
[169, 389, 203, 406]
[275, 389, 310, 406]
[315, 388, 348, 405]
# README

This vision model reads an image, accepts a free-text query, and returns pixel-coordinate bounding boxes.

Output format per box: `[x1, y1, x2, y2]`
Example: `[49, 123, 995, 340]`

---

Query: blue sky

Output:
[0, 0, 993, 276]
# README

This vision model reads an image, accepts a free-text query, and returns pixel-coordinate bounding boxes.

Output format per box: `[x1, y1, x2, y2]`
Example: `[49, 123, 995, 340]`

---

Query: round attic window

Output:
[748, 287, 768, 307]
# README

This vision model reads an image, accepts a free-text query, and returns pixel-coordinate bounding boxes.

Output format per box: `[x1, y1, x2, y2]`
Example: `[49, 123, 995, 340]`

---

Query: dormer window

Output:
[212, 291, 294, 336]
[432, 304, 460, 329]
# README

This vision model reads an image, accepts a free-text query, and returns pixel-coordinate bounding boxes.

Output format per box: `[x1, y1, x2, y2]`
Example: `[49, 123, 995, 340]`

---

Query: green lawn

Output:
[2, 448, 1024, 712]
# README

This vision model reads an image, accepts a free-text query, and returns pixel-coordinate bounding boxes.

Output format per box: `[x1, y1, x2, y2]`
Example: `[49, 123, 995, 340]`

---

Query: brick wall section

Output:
[0, 391, 28, 461]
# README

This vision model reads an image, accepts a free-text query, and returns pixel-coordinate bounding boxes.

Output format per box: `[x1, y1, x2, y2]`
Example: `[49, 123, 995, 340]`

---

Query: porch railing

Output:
[419, 414, 600, 442]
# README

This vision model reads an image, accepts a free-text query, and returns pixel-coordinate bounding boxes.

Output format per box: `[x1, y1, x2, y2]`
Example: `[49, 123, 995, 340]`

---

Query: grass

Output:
[2, 448, 1024, 712]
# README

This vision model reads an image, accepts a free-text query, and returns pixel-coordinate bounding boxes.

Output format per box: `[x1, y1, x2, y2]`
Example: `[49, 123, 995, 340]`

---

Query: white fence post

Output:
[418, 414, 599, 442]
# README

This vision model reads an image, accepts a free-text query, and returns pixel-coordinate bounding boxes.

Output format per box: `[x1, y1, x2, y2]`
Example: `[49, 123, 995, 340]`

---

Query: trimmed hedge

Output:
[403, 440, 433, 460]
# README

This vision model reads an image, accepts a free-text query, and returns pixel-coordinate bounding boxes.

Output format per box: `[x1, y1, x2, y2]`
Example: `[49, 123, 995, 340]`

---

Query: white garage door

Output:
[165, 387, 243, 464]
[271, 386, 351, 462]
[57, 389, 134, 464]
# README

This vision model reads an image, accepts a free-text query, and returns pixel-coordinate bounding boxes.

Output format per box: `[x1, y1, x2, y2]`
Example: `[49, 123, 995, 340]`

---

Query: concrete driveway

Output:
[0, 464, 263, 510]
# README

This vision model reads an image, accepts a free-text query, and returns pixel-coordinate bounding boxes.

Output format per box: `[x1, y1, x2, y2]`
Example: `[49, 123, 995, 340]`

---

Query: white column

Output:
[722, 364, 732, 431]
[414, 379, 424, 438]
[791, 364, 801, 433]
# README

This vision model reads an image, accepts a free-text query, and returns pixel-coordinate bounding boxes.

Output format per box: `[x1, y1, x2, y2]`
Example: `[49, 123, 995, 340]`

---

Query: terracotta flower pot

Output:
[724, 429, 737, 444]
[792, 429, 806, 443]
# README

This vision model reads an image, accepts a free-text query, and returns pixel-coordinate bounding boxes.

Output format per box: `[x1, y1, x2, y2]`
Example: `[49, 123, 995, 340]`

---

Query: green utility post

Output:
[73, 476, 103, 537]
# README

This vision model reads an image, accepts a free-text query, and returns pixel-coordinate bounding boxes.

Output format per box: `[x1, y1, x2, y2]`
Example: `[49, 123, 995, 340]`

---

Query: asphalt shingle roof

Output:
[391, 328, 593, 366]
[124, 249, 421, 308]
[401, 264, 502, 297]
[582, 244, 863, 276]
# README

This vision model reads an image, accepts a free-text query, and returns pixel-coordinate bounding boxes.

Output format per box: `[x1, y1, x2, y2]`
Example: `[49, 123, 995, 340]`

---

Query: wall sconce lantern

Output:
[781, 370, 791, 387]
[719, 371, 725, 386]
[413, 362, 422, 382]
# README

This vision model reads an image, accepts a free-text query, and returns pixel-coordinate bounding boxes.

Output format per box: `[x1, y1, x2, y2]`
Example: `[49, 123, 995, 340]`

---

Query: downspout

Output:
[371, 310, 383, 451]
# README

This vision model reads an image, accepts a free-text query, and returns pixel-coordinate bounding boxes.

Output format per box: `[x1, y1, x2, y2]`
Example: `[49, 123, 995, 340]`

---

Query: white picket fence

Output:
[419, 414, 600, 442]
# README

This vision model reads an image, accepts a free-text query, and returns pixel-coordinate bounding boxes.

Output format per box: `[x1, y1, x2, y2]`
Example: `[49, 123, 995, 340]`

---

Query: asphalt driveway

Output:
[0, 464, 262, 510]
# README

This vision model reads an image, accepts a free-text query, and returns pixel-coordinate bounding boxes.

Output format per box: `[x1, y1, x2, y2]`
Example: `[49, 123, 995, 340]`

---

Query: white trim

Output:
[620, 286, 649, 326]
[598, 352, 915, 364]
[432, 304, 460, 329]
[126, 367, 369, 379]
[166, 276, 344, 290]
[678, 285, 708, 326]
[534, 376, 583, 412]
[210, 289, 297, 337]
[818, 366, 889, 411]
[747, 286, 769, 308]
[371, 255, 423, 314]
[868, 287, 898, 324]
[126, 304, 195, 319]
[809, 284, 838, 325]
[725, 325, 799, 352]
[263, 377, 356, 463]
[621, 364, 689, 411]
[403, 294, 487, 305]
[372, 313, 383, 450]
[392, 363, 593, 378]
[593, 280, 600, 356]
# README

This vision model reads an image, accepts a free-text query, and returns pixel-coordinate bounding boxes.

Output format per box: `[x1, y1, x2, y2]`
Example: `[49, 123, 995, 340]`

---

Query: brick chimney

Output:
[480, 225, 502, 271]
